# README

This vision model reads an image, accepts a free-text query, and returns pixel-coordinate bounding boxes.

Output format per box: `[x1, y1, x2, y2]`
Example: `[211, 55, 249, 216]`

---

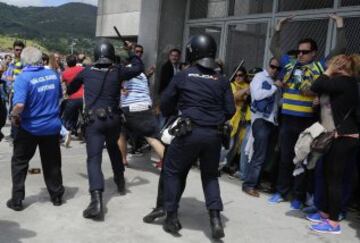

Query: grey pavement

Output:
[0, 125, 359, 243]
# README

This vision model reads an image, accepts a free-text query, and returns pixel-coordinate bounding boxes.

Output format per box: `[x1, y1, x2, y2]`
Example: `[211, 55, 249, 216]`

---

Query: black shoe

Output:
[6, 198, 23, 211]
[143, 207, 166, 223]
[209, 210, 225, 239]
[51, 197, 63, 206]
[83, 190, 104, 221]
[114, 173, 126, 195]
[163, 211, 182, 235]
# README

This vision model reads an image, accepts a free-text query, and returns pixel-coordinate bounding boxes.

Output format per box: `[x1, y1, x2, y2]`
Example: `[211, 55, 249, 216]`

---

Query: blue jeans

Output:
[243, 119, 274, 189]
[239, 123, 250, 180]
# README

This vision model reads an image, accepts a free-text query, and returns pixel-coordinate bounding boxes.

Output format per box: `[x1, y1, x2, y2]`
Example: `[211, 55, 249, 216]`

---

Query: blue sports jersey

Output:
[13, 66, 62, 136]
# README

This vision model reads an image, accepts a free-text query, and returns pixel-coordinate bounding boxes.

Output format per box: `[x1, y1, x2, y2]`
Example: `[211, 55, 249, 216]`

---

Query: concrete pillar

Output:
[139, 0, 187, 67]
[157, 0, 187, 64]
[138, 0, 187, 101]
[137, 0, 162, 67]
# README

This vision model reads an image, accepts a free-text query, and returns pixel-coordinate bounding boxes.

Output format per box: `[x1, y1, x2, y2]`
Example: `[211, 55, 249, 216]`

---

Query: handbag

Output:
[310, 130, 336, 154]
[310, 108, 353, 154]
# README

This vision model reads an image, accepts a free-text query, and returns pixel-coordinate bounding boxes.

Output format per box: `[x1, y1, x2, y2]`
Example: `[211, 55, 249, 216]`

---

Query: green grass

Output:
[0, 35, 49, 53]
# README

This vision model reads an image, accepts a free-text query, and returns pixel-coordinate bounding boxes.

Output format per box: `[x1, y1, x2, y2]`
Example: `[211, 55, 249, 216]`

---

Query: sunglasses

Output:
[270, 64, 281, 70]
[135, 50, 144, 54]
[236, 73, 245, 77]
[297, 49, 313, 55]
[15, 48, 22, 52]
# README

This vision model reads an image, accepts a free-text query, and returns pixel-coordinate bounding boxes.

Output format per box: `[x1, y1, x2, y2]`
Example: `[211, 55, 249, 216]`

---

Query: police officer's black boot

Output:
[209, 210, 225, 239]
[83, 190, 104, 221]
[114, 173, 126, 195]
[143, 207, 166, 223]
[163, 211, 182, 235]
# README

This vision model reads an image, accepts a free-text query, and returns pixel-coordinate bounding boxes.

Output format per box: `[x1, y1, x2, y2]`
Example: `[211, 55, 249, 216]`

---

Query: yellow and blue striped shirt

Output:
[281, 61, 324, 117]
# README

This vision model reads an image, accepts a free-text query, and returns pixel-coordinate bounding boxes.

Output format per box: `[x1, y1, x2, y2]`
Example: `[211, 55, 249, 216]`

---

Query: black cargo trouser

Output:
[11, 128, 64, 200]
[85, 114, 124, 191]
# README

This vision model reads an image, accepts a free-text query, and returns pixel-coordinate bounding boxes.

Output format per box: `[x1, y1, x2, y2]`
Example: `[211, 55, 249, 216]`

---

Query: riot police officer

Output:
[160, 34, 235, 239]
[67, 39, 144, 221]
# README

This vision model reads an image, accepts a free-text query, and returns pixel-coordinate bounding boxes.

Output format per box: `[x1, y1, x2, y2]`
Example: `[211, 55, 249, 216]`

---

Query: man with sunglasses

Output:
[268, 14, 346, 209]
[134, 44, 156, 78]
[242, 58, 282, 197]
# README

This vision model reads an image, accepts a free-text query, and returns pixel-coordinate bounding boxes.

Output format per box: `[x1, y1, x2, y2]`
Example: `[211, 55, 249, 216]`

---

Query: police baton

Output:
[113, 26, 125, 44]
[113, 26, 131, 50]
[229, 59, 245, 82]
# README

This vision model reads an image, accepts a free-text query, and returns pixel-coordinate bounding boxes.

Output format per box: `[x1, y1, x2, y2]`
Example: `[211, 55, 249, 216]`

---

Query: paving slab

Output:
[0, 125, 359, 243]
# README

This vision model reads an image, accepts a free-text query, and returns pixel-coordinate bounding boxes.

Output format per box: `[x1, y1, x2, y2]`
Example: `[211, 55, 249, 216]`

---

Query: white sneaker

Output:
[64, 133, 71, 148]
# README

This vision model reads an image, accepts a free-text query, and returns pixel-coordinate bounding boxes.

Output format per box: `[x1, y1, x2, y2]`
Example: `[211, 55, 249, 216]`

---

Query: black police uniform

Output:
[67, 56, 143, 192]
[161, 64, 235, 215]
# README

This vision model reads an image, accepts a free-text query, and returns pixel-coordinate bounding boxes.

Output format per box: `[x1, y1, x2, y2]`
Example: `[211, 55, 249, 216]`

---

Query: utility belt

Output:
[169, 118, 232, 149]
[84, 106, 123, 125]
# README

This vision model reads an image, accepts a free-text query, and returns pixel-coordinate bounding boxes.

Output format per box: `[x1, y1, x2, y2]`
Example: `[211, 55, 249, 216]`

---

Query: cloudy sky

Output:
[0, 0, 97, 7]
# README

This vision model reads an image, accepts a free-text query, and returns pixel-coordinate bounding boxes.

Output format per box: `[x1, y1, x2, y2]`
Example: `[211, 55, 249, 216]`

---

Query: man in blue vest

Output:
[7, 47, 64, 211]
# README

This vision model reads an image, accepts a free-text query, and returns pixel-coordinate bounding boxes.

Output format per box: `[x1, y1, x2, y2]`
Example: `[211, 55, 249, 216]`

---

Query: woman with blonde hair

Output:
[309, 54, 359, 234]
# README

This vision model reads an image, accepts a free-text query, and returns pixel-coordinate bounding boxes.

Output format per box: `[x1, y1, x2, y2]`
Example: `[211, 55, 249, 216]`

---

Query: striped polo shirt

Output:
[120, 72, 152, 108]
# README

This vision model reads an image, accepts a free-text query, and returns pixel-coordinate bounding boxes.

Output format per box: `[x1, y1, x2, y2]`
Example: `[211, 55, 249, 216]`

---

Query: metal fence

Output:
[185, 0, 360, 74]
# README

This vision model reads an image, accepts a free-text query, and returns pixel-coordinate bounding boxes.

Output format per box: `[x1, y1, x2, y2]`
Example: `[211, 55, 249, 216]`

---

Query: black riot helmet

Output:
[186, 34, 217, 70]
[94, 39, 115, 65]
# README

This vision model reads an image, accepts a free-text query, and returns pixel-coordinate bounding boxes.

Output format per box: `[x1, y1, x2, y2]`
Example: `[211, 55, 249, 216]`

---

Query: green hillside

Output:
[0, 35, 49, 52]
[0, 2, 97, 54]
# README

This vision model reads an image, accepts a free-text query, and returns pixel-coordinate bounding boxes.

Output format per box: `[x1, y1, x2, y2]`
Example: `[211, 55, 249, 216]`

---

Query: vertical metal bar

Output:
[264, 20, 272, 67]
[219, 0, 230, 62]
[185, 0, 191, 22]
[182, 0, 191, 62]
[182, 25, 190, 62]
[325, 17, 334, 57]
[219, 21, 227, 63]
[264, 0, 278, 67]
[225, 0, 230, 17]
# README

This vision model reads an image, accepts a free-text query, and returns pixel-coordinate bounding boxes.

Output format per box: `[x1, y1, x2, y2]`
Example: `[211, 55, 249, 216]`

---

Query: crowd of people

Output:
[221, 14, 360, 235]
[0, 13, 359, 239]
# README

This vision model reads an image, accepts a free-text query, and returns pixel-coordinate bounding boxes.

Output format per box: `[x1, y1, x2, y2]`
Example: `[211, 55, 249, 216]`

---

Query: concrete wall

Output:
[96, 0, 141, 37]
